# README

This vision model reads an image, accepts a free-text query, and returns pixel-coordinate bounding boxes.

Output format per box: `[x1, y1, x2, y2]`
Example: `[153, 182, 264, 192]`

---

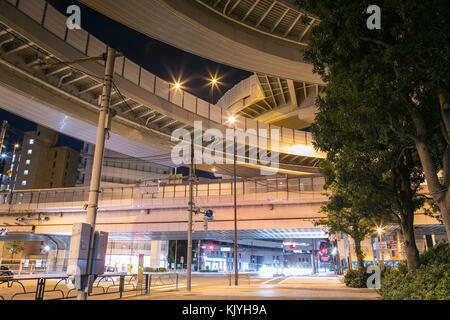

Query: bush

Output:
[344, 267, 371, 288]
[379, 244, 450, 300]
[143, 267, 168, 273]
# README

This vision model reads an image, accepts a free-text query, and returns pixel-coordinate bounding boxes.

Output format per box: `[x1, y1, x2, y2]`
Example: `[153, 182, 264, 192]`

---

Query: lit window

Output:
[27, 149, 32, 155]
[29, 139, 34, 145]
[25, 160, 30, 165]
[21, 181, 27, 186]
[24, 170, 29, 175]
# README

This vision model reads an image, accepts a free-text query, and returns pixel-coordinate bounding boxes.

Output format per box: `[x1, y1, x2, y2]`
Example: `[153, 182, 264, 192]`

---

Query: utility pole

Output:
[311, 238, 317, 274]
[174, 240, 178, 270]
[78, 47, 117, 300]
[187, 137, 195, 291]
[233, 132, 238, 286]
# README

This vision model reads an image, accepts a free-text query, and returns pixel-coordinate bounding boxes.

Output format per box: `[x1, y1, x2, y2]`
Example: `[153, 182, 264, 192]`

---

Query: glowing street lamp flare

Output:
[377, 227, 383, 235]
[174, 82, 181, 89]
[228, 115, 236, 124]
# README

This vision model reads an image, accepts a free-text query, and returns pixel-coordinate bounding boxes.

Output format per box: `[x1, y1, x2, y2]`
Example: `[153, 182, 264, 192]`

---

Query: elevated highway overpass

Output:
[78, 0, 324, 84]
[0, 0, 324, 177]
[0, 175, 329, 239]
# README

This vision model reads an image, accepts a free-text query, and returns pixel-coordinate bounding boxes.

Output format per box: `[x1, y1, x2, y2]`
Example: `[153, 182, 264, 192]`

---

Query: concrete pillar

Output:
[150, 241, 161, 269]
[149, 240, 168, 269]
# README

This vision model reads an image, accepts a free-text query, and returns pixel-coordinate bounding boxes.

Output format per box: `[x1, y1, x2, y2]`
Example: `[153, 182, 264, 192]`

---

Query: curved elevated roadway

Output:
[78, 0, 324, 84]
[0, 0, 323, 177]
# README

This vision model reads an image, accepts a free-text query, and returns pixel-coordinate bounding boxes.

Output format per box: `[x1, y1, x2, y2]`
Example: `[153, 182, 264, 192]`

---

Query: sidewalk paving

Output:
[124, 276, 381, 300]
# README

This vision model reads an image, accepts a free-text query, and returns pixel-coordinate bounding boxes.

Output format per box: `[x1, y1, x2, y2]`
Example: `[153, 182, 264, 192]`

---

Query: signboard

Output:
[379, 241, 388, 249]
[388, 241, 398, 249]
[139, 181, 160, 194]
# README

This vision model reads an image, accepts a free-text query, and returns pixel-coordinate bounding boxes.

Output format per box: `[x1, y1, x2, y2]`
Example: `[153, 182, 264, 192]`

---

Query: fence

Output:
[0, 272, 180, 300]
[0, 176, 326, 212]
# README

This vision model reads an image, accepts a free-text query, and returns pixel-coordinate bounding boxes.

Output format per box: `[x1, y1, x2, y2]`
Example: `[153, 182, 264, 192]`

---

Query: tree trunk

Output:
[410, 109, 450, 243]
[354, 240, 365, 272]
[399, 213, 420, 272]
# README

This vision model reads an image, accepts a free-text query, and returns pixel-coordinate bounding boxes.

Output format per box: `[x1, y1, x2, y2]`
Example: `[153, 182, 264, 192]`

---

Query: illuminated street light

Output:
[377, 227, 383, 235]
[174, 82, 181, 89]
[1, 153, 6, 158]
[228, 115, 236, 125]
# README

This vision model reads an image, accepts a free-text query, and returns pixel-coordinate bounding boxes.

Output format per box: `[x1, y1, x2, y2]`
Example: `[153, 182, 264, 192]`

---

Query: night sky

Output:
[1, 1, 251, 153]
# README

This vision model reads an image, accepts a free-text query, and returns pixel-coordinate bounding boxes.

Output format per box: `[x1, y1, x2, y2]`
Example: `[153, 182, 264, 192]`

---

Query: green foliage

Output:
[297, 0, 449, 233]
[143, 267, 168, 273]
[379, 244, 450, 300]
[7, 241, 25, 259]
[343, 268, 371, 288]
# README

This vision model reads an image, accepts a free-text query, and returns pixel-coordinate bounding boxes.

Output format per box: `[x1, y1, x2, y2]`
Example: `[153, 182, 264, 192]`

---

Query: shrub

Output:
[379, 244, 450, 300]
[344, 268, 371, 288]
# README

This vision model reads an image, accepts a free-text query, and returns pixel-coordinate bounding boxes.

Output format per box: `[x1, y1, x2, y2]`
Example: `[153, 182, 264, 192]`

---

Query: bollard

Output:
[119, 275, 125, 299]
[145, 274, 149, 295]
[176, 273, 179, 291]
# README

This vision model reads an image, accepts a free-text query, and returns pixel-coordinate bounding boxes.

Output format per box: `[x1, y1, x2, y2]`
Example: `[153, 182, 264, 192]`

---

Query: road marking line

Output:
[278, 277, 291, 284]
[261, 278, 279, 285]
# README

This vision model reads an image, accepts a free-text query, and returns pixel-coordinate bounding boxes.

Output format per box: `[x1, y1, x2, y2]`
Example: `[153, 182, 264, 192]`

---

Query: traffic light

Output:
[290, 243, 297, 249]
[207, 244, 214, 251]
[0, 228, 8, 236]
[320, 247, 327, 255]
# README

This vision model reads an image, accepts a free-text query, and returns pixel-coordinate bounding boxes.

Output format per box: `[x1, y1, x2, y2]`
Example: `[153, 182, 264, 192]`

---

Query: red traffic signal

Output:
[320, 247, 327, 255]
[290, 244, 297, 249]
[0, 228, 8, 236]
[207, 244, 214, 250]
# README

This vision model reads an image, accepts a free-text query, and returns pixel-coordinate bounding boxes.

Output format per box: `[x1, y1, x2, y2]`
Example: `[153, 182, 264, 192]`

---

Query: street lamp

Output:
[228, 115, 238, 286]
[376, 226, 384, 271]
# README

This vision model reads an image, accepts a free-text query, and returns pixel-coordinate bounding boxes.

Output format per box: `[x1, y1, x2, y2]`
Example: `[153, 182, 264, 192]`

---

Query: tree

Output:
[7, 241, 25, 260]
[315, 164, 378, 273]
[297, 0, 450, 242]
[309, 63, 427, 271]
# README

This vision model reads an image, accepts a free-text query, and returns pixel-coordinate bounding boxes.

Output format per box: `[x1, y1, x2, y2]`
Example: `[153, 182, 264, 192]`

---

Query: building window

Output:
[29, 139, 34, 145]
[27, 149, 32, 155]
[25, 160, 30, 165]
[54, 151, 58, 158]
[24, 170, 29, 175]
[21, 181, 27, 186]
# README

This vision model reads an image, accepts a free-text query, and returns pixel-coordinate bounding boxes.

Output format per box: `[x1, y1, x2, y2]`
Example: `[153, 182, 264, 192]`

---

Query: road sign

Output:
[205, 209, 213, 218]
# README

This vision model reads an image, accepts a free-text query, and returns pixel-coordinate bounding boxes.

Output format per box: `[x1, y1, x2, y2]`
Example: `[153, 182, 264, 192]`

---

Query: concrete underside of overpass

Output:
[0, 200, 326, 238]
[0, 0, 322, 176]
[79, 0, 324, 84]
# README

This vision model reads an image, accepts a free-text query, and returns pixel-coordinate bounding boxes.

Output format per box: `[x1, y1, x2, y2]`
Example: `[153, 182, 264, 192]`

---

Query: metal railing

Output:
[0, 272, 180, 300]
[0, 176, 326, 212]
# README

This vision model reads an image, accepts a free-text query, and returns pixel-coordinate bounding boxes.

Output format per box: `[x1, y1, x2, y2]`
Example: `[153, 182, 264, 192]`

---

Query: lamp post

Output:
[227, 115, 239, 286]
[377, 227, 385, 271]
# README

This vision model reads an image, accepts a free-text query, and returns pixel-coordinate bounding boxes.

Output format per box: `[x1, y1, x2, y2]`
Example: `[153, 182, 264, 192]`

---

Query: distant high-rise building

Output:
[0, 121, 24, 191]
[15, 125, 80, 190]
[77, 142, 171, 187]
